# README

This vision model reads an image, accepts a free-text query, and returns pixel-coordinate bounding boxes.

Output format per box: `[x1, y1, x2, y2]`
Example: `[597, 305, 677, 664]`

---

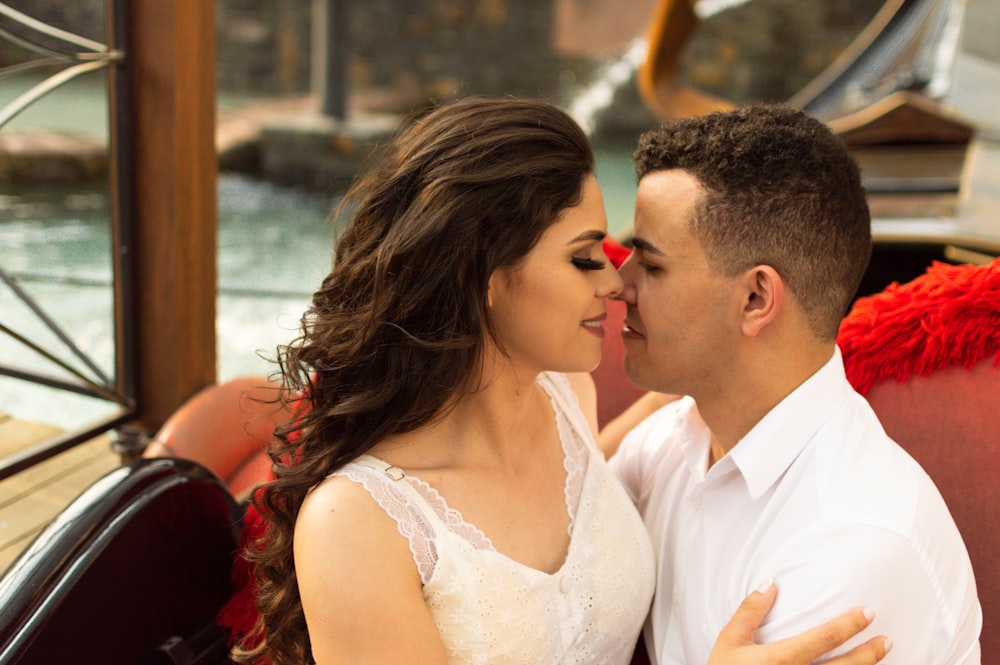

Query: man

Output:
[609, 105, 982, 664]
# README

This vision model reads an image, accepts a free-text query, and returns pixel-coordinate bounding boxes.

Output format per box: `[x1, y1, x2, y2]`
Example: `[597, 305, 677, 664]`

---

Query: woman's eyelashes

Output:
[571, 256, 607, 271]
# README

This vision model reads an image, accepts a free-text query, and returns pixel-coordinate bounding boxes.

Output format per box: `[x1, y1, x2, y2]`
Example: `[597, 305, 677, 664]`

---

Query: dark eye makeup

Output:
[572, 256, 607, 271]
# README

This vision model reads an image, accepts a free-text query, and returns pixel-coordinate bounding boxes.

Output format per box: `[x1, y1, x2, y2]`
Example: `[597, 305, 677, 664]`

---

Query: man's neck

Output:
[700, 343, 835, 461]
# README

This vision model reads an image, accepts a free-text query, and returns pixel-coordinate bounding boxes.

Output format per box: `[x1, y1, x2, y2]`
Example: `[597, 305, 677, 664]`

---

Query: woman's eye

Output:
[571, 257, 606, 271]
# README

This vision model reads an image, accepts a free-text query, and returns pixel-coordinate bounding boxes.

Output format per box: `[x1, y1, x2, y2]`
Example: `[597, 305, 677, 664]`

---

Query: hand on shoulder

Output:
[707, 580, 891, 665]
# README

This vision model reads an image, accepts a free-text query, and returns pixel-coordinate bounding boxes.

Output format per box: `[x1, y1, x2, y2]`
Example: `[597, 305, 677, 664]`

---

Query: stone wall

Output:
[217, 0, 313, 94]
[0, 0, 906, 105]
[216, 0, 593, 104]
[682, 0, 882, 103]
[216, 0, 901, 128]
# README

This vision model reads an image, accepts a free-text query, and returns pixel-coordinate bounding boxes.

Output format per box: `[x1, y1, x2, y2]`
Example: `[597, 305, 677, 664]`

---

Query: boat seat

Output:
[840, 258, 1000, 659]
[0, 458, 243, 665]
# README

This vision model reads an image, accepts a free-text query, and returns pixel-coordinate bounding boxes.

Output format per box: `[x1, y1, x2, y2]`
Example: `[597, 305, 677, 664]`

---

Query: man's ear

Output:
[741, 265, 783, 337]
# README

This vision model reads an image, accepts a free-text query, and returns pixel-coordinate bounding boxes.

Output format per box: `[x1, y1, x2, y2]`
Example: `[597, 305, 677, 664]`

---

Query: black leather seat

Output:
[0, 458, 244, 665]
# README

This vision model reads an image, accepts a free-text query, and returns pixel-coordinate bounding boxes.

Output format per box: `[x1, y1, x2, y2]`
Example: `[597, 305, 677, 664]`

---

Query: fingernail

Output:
[863, 607, 875, 622]
[756, 577, 773, 593]
[883, 638, 893, 654]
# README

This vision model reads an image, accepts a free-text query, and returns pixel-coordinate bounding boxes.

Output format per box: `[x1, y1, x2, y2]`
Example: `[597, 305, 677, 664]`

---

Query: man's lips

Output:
[622, 317, 645, 339]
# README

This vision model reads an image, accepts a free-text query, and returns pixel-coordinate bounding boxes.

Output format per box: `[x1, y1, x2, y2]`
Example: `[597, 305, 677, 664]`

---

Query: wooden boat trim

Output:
[635, 0, 733, 119]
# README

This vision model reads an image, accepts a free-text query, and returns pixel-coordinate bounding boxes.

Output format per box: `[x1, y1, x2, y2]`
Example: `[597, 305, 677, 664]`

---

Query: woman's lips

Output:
[581, 312, 607, 338]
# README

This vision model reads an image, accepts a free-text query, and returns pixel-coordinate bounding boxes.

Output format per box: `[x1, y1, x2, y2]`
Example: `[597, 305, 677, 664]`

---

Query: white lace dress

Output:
[331, 372, 655, 665]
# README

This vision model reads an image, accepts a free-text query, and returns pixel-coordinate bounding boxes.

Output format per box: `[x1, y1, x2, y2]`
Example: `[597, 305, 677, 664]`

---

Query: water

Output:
[0, 175, 331, 427]
[0, 181, 120, 429]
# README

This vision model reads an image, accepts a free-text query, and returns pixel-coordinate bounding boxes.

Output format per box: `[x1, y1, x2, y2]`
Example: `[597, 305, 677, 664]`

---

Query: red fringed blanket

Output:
[839, 258, 1000, 396]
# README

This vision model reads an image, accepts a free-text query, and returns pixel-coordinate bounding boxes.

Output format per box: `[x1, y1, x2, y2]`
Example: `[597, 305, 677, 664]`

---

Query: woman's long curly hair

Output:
[235, 97, 594, 664]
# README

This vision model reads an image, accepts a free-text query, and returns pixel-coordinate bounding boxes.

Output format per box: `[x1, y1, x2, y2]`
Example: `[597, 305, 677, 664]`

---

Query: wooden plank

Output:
[0, 414, 61, 458]
[0, 432, 119, 573]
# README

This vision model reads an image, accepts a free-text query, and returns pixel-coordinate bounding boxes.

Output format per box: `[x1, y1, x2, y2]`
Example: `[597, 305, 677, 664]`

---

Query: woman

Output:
[235, 97, 889, 665]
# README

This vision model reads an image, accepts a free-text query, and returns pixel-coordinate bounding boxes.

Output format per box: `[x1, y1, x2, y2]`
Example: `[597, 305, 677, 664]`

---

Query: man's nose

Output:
[612, 254, 638, 305]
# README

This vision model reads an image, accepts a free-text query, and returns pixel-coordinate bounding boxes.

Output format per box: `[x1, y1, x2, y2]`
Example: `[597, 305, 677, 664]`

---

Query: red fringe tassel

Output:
[839, 258, 1000, 396]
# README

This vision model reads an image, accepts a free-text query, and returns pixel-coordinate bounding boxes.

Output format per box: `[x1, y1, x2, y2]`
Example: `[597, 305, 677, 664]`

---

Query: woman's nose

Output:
[598, 264, 624, 299]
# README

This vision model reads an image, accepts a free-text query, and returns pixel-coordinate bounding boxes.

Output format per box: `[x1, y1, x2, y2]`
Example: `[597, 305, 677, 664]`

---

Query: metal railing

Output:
[0, 0, 135, 480]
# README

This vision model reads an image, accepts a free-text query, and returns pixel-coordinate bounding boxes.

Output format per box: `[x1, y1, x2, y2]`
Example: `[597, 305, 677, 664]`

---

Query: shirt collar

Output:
[676, 397, 713, 482]
[727, 347, 852, 500]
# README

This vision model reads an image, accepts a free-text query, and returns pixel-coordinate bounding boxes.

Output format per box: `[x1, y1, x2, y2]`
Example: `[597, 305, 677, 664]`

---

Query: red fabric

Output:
[216, 496, 269, 650]
[839, 258, 1000, 396]
[863, 361, 1000, 659]
[603, 237, 631, 268]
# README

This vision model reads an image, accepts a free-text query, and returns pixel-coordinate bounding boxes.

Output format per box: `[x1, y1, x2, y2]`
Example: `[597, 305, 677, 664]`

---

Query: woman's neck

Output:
[373, 361, 552, 473]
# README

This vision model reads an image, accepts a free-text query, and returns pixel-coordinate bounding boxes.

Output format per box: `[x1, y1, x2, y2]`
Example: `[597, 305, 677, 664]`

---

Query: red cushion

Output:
[864, 360, 999, 658]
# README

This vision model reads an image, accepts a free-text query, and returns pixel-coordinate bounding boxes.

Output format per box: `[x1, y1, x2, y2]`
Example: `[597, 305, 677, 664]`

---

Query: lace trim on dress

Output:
[555, 404, 587, 536]
[332, 375, 591, 583]
[542, 372, 590, 536]
[402, 475, 496, 551]
[331, 465, 439, 584]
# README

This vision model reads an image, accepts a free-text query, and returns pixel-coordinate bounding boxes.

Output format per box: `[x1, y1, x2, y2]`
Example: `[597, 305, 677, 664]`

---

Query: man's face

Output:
[617, 169, 743, 398]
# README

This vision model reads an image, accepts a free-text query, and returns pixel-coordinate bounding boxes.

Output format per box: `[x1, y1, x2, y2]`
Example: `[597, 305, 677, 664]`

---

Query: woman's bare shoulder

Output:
[295, 472, 396, 543]
[294, 474, 447, 663]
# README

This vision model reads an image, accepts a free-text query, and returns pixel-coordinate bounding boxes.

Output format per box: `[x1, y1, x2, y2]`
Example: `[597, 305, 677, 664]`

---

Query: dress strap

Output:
[352, 454, 453, 536]
[352, 453, 407, 480]
[537, 372, 595, 446]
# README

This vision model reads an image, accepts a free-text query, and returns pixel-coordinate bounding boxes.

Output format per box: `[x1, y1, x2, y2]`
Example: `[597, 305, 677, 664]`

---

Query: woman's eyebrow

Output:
[567, 229, 607, 245]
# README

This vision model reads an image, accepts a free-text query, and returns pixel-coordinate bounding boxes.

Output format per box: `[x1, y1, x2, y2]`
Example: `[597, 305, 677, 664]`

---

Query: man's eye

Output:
[571, 257, 607, 271]
[639, 261, 661, 273]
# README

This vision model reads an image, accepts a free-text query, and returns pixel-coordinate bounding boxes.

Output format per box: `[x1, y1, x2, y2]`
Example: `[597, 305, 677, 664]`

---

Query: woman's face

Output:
[488, 174, 623, 376]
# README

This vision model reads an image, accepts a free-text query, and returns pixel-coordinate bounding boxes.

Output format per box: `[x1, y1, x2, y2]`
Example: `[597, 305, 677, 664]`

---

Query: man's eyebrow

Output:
[630, 236, 665, 256]
[567, 229, 607, 245]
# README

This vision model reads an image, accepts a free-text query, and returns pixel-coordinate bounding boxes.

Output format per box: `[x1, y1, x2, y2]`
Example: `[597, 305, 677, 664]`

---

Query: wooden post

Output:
[113, 0, 217, 432]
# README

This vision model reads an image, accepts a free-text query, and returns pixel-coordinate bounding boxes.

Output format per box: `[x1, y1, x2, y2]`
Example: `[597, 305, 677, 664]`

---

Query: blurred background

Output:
[1, 0, 998, 434]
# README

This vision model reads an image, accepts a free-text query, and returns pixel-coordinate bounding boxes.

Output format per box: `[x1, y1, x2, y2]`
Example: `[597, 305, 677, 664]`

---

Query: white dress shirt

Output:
[611, 348, 982, 665]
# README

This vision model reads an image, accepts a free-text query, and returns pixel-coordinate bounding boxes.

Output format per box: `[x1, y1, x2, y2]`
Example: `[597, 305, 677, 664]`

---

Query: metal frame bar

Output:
[0, 268, 112, 388]
[108, 0, 139, 429]
[0, 0, 137, 482]
[0, 2, 108, 54]
[0, 408, 133, 479]
[0, 57, 122, 129]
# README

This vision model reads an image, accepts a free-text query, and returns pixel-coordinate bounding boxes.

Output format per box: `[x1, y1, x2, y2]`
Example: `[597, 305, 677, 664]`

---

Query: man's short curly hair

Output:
[634, 104, 871, 340]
